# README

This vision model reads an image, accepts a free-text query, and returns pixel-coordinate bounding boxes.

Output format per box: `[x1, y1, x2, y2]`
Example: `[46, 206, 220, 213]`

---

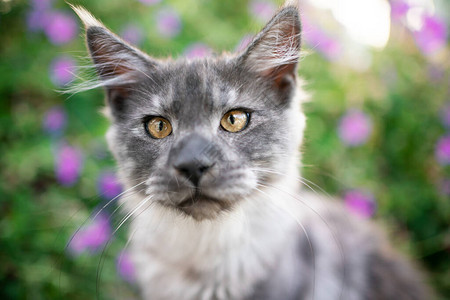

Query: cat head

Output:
[72, 2, 306, 221]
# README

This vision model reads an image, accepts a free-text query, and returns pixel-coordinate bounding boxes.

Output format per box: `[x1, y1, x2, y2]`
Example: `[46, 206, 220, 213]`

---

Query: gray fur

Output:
[73, 2, 431, 299]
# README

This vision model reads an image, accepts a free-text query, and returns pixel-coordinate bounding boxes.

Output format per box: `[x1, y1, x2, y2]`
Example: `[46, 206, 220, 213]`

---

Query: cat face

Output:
[73, 4, 304, 220]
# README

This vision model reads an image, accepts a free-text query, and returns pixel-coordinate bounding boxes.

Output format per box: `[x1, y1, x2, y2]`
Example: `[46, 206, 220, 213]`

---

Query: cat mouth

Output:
[175, 192, 233, 221]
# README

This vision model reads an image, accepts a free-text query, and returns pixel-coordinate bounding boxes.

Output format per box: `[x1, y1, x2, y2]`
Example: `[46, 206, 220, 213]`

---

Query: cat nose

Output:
[170, 134, 215, 187]
[174, 161, 212, 187]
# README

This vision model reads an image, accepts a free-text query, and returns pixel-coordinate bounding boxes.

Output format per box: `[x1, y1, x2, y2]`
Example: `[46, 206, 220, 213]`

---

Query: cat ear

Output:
[239, 4, 301, 88]
[71, 5, 156, 98]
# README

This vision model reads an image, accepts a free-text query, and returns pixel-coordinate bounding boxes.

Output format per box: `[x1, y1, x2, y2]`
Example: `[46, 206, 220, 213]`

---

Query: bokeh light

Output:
[97, 171, 123, 200]
[344, 190, 376, 218]
[338, 109, 373, 146]
[49, 55, 76, 86]
[44, 11, 78, 45]
[42, 106, 67, 135]
[68, 213, 112, 255]
[155, 7, 182, 38]
[116, 250, 136, 283]
[184, 42, 213, 59]
[55, 144, 83, 186]
[435, 135, 450, 166]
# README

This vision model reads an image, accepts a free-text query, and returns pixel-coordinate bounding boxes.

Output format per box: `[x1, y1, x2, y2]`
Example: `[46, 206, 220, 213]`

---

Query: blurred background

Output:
[0, 0, 449, 299]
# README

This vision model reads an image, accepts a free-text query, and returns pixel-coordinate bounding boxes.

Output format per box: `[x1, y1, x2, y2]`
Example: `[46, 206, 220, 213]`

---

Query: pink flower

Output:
[69, 213, 112, 255]
[344, 190, 376, 218]
[138, 0, 161, 5]
[414, 15, 447, 56]
[390, 0, 410, 21]
[120, 24, 144, 46]
[249, 0, 276, 23]
[184, 43, 212, 59]
[43, 106, 67, 134]
[338, 109, 373, 146]
[302, 18, 341, 61]
[117, 250, 136, 283]
[49, 55, 76, 86]
[44, 11, 78, 45]
[435, 135, 450, 166]
[156, 8, 182, 38]
[97, 171, 123, 200]
[55, 144, 83, 186]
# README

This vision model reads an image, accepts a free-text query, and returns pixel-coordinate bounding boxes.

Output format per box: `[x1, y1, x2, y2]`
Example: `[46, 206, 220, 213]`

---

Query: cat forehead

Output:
[132, 57, 279, 117]
[151, 62, 240, 113]
[161, 57, 236, 83]
[150, 59, 245, 99]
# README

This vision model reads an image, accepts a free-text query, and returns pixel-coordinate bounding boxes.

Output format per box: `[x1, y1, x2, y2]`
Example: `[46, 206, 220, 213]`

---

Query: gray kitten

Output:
[72, 2, 431, 299]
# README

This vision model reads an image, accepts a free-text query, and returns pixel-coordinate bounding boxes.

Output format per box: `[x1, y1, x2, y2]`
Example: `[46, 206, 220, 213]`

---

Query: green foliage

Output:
[0, 0, 448, 299]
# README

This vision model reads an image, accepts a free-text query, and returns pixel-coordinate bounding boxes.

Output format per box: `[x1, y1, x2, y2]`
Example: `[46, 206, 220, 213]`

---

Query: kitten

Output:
[71, 2, 431, 299]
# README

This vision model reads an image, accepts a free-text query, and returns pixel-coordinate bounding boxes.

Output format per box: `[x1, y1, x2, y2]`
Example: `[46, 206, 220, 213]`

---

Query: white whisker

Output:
[113, 195, 154, 235]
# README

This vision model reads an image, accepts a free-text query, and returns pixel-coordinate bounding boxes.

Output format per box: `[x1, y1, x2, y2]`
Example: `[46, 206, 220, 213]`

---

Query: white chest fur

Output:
[127, 183, 302, 300]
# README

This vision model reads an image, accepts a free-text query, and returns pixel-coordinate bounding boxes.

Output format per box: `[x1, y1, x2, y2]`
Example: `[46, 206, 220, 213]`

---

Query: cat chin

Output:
[171, 194, 234, 221]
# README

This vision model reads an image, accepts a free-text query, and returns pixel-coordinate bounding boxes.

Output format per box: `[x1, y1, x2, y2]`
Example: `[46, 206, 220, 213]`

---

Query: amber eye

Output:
[220, 110, 249, 133]
[145, 117, 172, 139]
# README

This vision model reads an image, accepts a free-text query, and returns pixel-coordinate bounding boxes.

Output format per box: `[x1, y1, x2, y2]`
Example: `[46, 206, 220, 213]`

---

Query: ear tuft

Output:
[239, 5, 301, 87]
[69, 4, 104, 29]
[67, 3, 157, 103]
[282, 0, 299, 9]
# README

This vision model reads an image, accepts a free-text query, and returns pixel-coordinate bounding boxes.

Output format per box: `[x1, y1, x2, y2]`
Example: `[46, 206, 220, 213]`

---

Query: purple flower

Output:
[68, 213, 112, 255]
[55, 144, 83, 186]
[435, 135, 450, 166]
[414, 15, 447, 56]
[31, 0, 53, 10]
[43, 106, 67, 134]
[44, 11, 78, 45]
[156, 8, 182, 38]
[97, 171, 123, 200]
[49, 55, 76, 86]
[338, 109, 373, 146]
[120, 24, 144, 46]
[26, 8, 51, 32]
[390, 0, 410, 21]
[235, 34, 254, 52]
[249, 0, 276, 23]
[117, 250, 136, 283]
[441, 103, 450, 128]
[302, 18, 341, 61]
[26, 0, 53, 33]
[138, 0, 161, 5]
[344, 190, 376, 218]
[184, 43, 212, 59]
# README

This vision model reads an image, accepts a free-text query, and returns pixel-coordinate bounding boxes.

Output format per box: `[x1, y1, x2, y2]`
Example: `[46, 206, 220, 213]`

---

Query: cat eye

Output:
[145, 117, 172, 139]
[220, 110, 249, 133]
